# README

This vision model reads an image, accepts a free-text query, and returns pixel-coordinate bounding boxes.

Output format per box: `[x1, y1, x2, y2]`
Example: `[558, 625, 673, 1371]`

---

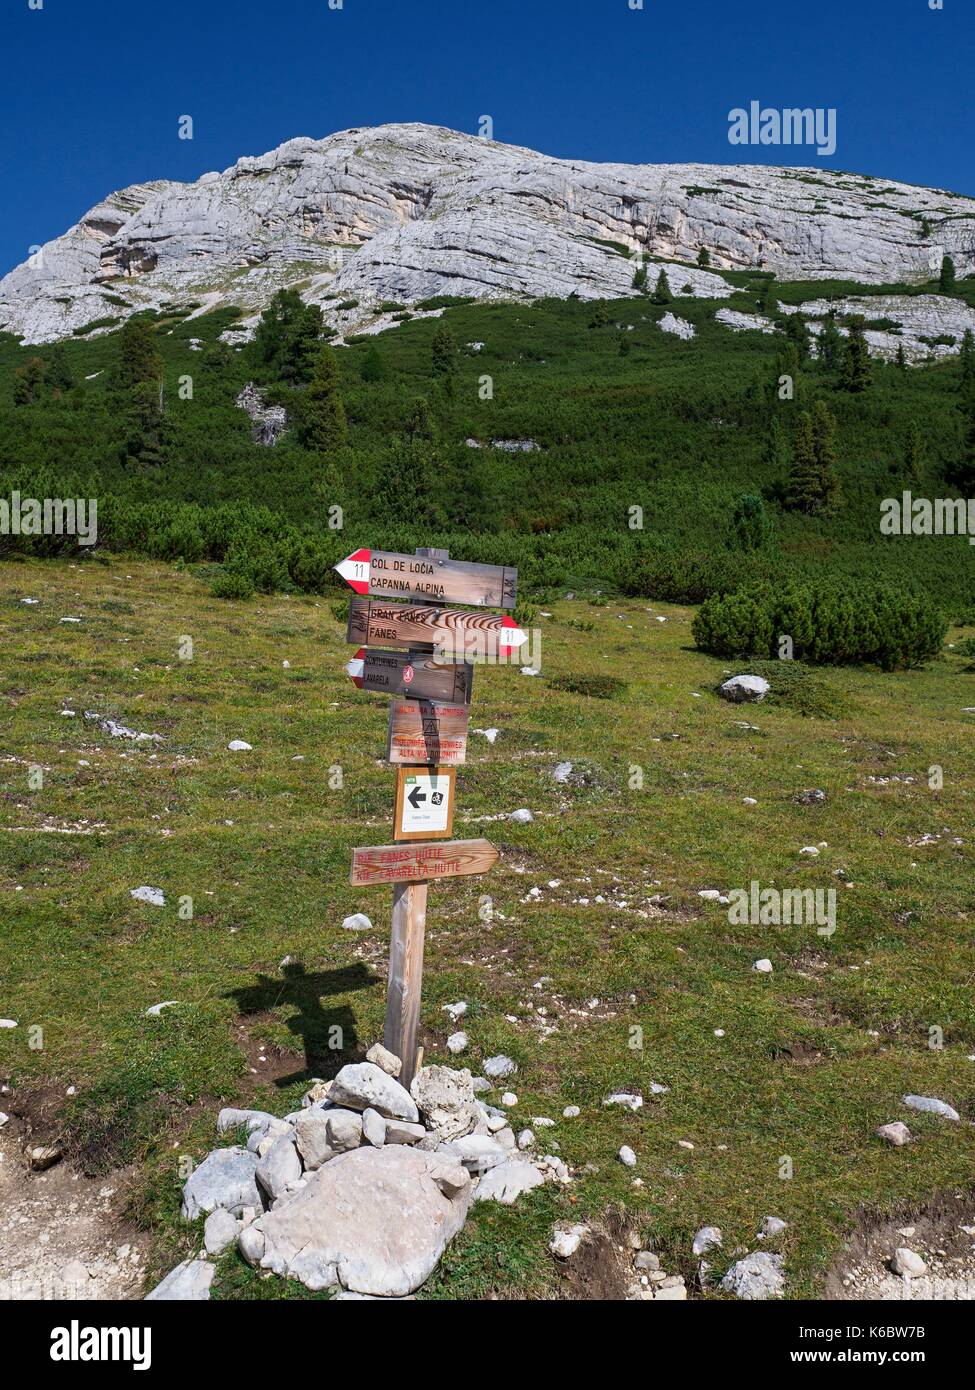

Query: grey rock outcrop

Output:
[4, 123, 973, 346]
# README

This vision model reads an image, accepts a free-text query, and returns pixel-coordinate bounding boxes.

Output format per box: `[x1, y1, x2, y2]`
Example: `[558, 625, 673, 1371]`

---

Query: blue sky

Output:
[0, 0, 970, 276]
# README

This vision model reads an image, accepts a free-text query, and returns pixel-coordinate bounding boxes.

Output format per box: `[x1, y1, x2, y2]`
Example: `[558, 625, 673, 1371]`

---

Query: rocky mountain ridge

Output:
[2, 122, 974, 345]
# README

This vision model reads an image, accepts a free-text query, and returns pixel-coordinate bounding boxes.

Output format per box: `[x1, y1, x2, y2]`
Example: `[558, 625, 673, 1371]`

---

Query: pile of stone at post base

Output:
[147, 1043, 570, 1301]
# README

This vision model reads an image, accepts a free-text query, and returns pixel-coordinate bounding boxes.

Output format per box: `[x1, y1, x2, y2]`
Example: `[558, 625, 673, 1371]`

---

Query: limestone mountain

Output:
[2, 121, 973, 345]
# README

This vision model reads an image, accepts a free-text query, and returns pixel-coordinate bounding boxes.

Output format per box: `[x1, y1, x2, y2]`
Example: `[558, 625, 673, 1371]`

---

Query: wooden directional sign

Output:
[387, 699, 469, 766]
[350, 838, 499, 887]
[394, 765, 456, 841]
[336, 548, 517, 610]
[347, 596, 528, 660]
[347, 647, 474, 704]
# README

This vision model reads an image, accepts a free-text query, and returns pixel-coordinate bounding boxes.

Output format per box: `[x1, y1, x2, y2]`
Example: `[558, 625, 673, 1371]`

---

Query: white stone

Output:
[410, 1065, 478, 1140]
[549, 1224, 588, 1259]
[144, 1000, 178, 1015]
[203, 1208, 239, 1255]
[180, 1146, 262, 1221]
[294, 1109, 334, 1171]
[341, 913, 373, 932]
[483, 1055, 518, 1080]
[508, 808, 534, 823]
[618, 1146, 637, 1167]
[325, 1109, 363, 1153]
[130, 886, 165, 907]
[759, 1216, 787, 1238]
[753, 958, 773, 974]
[329, 1062, 419, 1122]
[145, 1258, 215, 1301]
[876, 1121, 912, 1146]
[517, 1129, 535, 1151]
[658, 312, 695, 339]
[720, 1251, 786, 1300]
[256, 1135, 303, 1201]
[604, 1092, 643, 1111]
[473, 1160, 545, 1205]
[440, 1134, 508, 1173]
[719, 675, 770, 704]
[446, 1031, 468, 1054]
[365, 1043, 402, 1076]
[227, 740, 252, 751]
[361, 1108, 386, 1147]
[562, 1105, 580, 1118]
[902, 1094, 960, 1121]
[892, 1248, 927, 1277]
[692, 1225, 723, 1256]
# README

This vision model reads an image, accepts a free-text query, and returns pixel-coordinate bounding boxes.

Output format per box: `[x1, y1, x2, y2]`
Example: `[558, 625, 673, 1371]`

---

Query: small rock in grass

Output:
[618, 1145, 637, 1168]
[508, 808, 534, 823]
[227, 740, 252, 752]
[500, 1091, 518, 1107]
[549, 1224, 588, 1258]
[634, 1250, 660, 1271]
[483, 1055, 517, 1080]
[719, 674, 770, 704]
[145, 1000, 178, 1016]
[891, 1247, 927, 1277]
[876, 1121, 911, 1146]
[365, 1043, 402, 1077]
[0, 1019, 17, 1029]
[517, 1129, 535, 1151]
[446, 1031, 468, 1054]
[759, 1216, 787, 1239]
[902, 1094, 960, 1121]
[604, 1092, 643, 1111]
[442, 1001, 468, 1021]
[720, 1251, 785, 1300]
[532, 1116, 555, 1128]
[753, 958, 773, 974]
[181, 1146, 261, 1221]
[341, 913, 373, 932]
[563, 1105, 580, 1118]
[799, 846, 820, 857]
[130, 886, 165, 907]
[692, 1226, 723, 1256]
[440, 1134, 507, 1173]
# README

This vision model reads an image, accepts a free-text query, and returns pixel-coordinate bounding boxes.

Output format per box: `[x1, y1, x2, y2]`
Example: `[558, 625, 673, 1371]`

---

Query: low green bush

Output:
[692, 581, 947, 670]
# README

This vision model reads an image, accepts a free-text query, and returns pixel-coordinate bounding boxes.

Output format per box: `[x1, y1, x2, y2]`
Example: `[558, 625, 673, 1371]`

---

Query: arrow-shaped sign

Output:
[347, 596, 527, 659]
[336, 549, 517, 610]
[407, 785, 426, 810]
[346, 647, 475, 704]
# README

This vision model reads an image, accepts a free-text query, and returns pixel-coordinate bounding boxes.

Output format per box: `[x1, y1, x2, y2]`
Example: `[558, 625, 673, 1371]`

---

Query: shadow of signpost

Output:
[226, 961, 379, 1089]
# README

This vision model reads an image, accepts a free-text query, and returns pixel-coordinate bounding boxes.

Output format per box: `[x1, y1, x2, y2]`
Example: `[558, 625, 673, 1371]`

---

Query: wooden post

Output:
[383, 548, 448, 1085]
[384, 880, 428, 1088]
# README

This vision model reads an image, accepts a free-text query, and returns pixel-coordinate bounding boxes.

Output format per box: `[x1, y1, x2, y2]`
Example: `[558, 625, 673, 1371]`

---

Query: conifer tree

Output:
[818, 315, 843, 372]
[297, 345, 347, 452]
[902, 421, 925, 484]
[46, 343, 74, 395]
[13, 356, 45, 404]
[650, 269, 672, 305]
[784, 401, 841, 514]
[113, 318, 162, 392]
[840, 316, 872, 393]
[959, 329, 975, 393]
[939, 254, 957, 294]
[431, 323, 458, 394]
[697, 247, 711, 268]
[632, 258, 648, 292]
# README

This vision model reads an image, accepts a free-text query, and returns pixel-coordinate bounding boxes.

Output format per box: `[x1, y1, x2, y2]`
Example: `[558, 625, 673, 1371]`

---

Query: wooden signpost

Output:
[338, 545, 519, 1085]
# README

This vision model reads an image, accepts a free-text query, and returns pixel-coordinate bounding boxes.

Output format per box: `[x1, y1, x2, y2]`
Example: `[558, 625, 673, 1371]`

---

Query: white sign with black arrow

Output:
[393, 765, 457, 841]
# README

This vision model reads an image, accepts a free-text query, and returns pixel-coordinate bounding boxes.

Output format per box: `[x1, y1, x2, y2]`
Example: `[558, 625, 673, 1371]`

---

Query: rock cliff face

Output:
[2, 122, 973, 345]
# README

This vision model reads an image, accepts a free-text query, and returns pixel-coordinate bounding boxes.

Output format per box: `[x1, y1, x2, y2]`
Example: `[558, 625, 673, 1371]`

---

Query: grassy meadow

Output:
[1, 554, 973, 1298]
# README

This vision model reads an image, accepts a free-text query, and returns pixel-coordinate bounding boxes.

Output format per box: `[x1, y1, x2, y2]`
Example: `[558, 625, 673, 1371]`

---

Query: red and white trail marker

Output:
[334, 548, 371, 595]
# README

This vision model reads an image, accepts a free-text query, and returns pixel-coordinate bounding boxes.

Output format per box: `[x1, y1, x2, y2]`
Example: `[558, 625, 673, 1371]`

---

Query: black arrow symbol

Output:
[407, 786, 427, 810]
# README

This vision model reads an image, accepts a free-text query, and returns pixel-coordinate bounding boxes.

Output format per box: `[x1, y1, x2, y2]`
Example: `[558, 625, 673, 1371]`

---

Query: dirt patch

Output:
[826, 1188, 975, 1300]
[552, 1207, 634, 1300]
[0, 1090, 150, 1300]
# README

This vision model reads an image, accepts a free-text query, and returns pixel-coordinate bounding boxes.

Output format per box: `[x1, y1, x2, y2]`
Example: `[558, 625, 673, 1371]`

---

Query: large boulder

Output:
[240, 1145, 471, 1296]
[410, 1064, 478, 1141]
[181, 1146, 262, 1221]
[328, 1062, 419, 1122]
